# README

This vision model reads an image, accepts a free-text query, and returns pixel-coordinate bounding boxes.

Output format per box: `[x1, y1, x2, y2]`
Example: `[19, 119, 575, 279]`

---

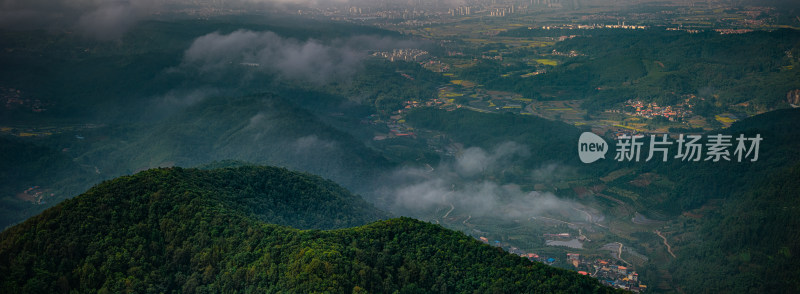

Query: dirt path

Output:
[573, 207, 594, 223]
[616, 242, 631, 266]
[655, 230, 676, 258]
[443, 203, 455, 219]
[597, 193, 625, 205]
[578, 228, 591, 242]
[462, 215, 471, 225]
[534, 216, 578, 227]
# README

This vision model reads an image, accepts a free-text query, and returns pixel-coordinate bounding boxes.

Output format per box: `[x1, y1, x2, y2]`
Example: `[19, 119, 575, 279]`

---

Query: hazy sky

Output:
[1, 0, 796, 40]
[0, 0, 164, 40]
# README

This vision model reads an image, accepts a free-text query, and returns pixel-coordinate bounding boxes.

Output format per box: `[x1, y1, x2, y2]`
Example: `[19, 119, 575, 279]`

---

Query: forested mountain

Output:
[0, 166, 617, 293]
[656, 109, 800, 292]
[480, 28, 800, 111]
[0, 17, 428, 228]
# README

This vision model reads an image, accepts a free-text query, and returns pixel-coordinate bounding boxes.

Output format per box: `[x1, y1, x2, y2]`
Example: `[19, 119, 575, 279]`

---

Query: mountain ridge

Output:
[0, 166, 618, 293]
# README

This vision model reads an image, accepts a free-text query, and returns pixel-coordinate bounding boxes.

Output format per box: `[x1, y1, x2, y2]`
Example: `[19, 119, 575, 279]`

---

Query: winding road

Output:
[443, 203, 455, 219]
[655, 230, 677, 258]
[616, 242, 631, 266]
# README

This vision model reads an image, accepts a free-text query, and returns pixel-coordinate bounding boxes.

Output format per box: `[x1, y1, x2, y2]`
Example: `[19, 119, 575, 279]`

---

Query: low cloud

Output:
[179, 30, 423, 84]
[378, 142, 594, 222]
[139, 87, 220, 121]
[455, 141, 529, 177]
[157, 87, 218, 108]
[531, 163, 576, 184]
[293, 135, 337, 152]
[244, 112, 278, 142]
[75, 3, 140, 40]
[0, 0, 161, 40]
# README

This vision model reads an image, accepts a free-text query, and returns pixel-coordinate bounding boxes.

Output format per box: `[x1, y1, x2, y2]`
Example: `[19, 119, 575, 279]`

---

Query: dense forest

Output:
[670, 162, 800, 292]
[0, 166, 618, 293]
[657, 109, 800, 292]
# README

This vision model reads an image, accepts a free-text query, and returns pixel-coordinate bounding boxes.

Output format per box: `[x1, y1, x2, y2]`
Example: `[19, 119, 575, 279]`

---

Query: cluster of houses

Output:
[533, 23, 648, 30]
[371, 49, 430, 62]
[367, 110, 418, 141]
[567, 253, 648, 292]
[368, 83, 469, 141]
[616, 98, 694, 121]
[478, 236, 560, 265]
[714, 28, 754, 34]
[369, 83, 533, 141]
[1, 87, 47, 113]
[18, 186, 53, 205]
[550, 49, 582, 57]
[475, 235, 648, 293]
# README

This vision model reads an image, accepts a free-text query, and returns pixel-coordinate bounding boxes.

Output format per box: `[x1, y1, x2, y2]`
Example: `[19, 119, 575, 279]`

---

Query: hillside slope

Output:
[0, 166, 617, 293]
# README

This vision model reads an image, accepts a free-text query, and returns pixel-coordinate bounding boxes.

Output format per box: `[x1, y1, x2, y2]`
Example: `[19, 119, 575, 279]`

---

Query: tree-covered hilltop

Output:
[0, 166, 619, 293]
